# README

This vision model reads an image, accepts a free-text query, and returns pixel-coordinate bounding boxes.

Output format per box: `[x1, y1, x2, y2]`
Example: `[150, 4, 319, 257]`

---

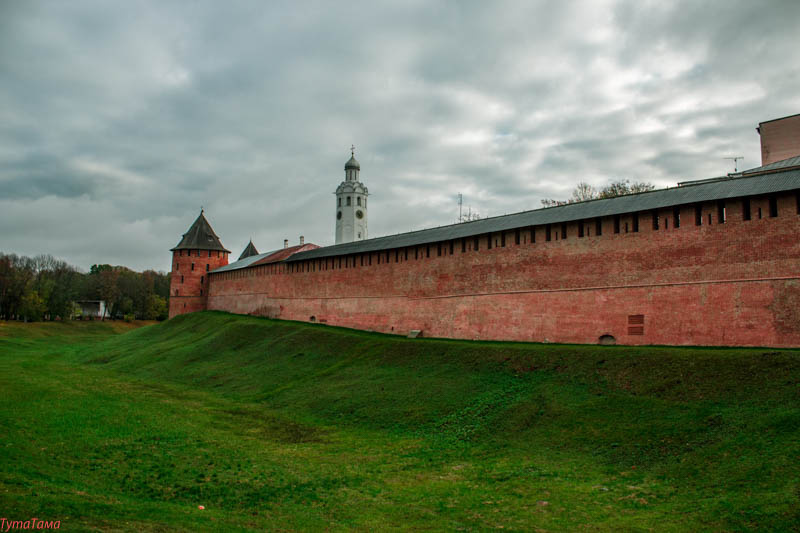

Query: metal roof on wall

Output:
[212, 248, 280, 273]
[211, 243, 321, 274]
[288, 168, 800, 262]
[740, 155, 800, 174]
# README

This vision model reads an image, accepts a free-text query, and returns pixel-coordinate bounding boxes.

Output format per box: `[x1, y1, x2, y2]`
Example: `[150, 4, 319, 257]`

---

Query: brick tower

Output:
[169, 210, 230, 318]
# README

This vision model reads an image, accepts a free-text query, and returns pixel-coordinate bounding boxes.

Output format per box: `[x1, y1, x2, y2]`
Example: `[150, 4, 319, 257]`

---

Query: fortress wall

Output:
[207, 192, 800, 346]
[209, 280, 800, 347]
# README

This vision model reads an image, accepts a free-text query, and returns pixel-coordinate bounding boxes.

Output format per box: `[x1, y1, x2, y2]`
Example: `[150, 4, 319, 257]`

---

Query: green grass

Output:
[1, 312, 799, 531]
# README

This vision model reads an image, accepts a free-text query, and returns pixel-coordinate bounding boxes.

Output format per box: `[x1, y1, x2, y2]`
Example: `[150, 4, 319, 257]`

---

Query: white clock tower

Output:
[335, 146, 369, 244]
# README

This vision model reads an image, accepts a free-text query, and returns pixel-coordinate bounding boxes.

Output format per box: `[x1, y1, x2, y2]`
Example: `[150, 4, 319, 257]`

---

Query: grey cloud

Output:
[0, 174, 94, 200]
[0, 1, 798, 271]
[0, 154, 93, 199]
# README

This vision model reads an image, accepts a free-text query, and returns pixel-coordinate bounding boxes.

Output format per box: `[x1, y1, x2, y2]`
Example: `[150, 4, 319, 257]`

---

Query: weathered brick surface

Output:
[202, 191, 800, 346]
[168, 249, 229, 318]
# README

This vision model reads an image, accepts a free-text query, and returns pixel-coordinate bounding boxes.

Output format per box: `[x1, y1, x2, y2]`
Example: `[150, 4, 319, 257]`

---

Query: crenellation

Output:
[209, 190, 797, 287]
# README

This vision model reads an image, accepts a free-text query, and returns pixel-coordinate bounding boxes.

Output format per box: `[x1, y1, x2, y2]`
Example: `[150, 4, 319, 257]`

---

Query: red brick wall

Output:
[169, 249, 229, 318]
[760, 114, 800, 165]
[206, 191, 800, 346]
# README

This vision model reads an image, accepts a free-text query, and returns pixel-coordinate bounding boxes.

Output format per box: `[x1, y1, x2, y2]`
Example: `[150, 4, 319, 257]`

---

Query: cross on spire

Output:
[350, 144, 355, 156]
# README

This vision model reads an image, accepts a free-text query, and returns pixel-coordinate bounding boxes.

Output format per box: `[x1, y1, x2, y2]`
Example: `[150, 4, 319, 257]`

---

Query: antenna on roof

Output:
[457, 194, 481, 223]
[723, 156, 743, 173]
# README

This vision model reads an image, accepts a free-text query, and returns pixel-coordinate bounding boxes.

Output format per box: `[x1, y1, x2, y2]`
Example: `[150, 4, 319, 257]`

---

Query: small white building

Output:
[76, 300, 107, 320]
[335, 147, 369, 244]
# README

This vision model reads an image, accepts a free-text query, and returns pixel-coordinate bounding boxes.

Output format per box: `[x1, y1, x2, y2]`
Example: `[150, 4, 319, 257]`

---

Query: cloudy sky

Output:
[1, 1, 799, 271]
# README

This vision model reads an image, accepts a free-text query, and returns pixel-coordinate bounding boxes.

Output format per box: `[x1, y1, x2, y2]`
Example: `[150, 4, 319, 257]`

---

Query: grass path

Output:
[1, 315, 799, 531]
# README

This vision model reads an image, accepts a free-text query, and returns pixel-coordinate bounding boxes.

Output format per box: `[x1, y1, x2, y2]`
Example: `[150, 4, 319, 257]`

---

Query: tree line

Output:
[541, 179, 655, 207]
[0, 253, 170, 321]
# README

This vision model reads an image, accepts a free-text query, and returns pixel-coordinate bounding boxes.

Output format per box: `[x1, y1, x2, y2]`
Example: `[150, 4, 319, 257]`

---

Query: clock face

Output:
[337, 211, 342, 220]
[356, 210, 364, 219]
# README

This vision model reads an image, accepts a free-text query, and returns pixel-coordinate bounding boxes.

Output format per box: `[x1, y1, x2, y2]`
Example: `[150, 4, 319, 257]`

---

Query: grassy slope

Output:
[1, 312, 799, 531]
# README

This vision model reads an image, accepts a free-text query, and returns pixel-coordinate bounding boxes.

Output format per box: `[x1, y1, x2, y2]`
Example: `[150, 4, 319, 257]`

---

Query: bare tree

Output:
[571, 182, 597, 202]
[541, 179, 654, 207]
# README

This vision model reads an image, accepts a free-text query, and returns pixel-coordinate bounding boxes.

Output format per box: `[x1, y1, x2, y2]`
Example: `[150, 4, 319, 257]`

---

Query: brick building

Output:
[170, 119, 800, 347]
[758, 113, 800, 165]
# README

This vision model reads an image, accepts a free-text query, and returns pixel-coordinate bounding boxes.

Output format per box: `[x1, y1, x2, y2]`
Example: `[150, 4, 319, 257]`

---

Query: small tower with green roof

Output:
[238, 240, 259, 260]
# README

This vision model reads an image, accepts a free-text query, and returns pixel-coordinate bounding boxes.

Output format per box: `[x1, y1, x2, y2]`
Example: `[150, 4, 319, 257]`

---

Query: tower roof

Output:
[238, 240, 259, 260]
[345, 154, 360, 170]
[170, 210, 230, 252]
